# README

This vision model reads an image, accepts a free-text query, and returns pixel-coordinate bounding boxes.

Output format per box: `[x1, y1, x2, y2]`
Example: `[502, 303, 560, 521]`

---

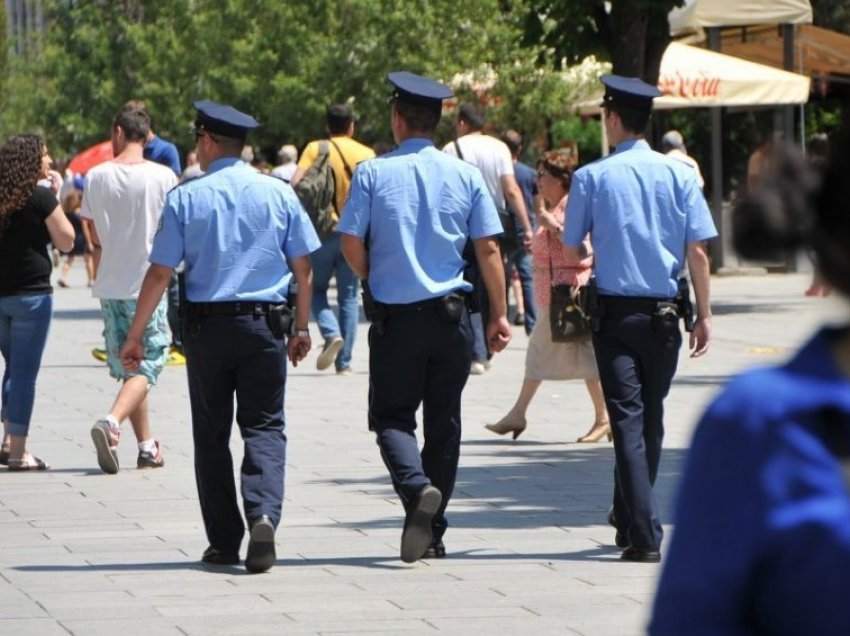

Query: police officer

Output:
[338, 72, 512, 563]
[120, 100, 320, 573]
[562, 75, 717, 562]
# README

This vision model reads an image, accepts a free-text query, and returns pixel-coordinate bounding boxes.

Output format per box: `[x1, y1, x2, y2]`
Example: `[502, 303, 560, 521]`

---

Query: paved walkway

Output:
[1, 267, 844, 635]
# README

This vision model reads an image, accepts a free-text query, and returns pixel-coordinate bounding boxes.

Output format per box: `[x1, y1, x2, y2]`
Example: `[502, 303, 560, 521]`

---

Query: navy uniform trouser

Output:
[592, 311, 681, 551]
[368, 305, 474, 541]
[184, 313, 287, 554]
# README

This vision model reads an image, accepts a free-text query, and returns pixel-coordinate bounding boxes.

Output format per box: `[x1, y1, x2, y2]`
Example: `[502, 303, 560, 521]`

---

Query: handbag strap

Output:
[547, 230, 557, 288]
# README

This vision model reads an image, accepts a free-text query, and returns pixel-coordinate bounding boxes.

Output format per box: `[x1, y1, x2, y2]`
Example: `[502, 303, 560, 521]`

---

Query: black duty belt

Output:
[383, 292, 468, 316]
[598, 295, 675, 316]
[192, 301, 283, 316]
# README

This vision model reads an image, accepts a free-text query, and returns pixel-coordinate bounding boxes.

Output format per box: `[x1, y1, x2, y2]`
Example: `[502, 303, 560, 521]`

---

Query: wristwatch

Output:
[294, 328, 310, 338]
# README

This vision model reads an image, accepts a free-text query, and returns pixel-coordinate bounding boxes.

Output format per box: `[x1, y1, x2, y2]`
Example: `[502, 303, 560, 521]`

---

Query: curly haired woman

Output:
[0, 134, 74, 470]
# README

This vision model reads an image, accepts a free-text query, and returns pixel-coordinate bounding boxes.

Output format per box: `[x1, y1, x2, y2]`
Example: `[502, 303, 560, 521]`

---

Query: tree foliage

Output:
[522, 0, 684, 81]
[2, 0, 605, 160]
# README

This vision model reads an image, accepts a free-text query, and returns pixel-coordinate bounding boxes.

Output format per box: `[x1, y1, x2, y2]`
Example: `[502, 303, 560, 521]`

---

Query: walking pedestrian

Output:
[562, 75, 716, 562]
[0, 134, 75, 470]
[120, 100, 319, 573]
[292, 104, 375, 375]
[486, 152, 609, 442]
[339, 72, 511, 562]
[81, 104, 177, 475]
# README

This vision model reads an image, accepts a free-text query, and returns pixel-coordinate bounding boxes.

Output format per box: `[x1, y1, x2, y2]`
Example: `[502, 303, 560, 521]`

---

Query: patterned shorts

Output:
[100, 298, 170, 385]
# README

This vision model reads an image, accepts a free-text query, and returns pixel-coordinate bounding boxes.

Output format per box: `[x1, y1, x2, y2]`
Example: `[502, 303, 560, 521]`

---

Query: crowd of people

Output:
[1, 69, 846, 636]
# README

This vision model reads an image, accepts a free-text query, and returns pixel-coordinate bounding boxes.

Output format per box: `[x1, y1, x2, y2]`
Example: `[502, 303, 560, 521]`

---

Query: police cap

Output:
[387, 71, 454, 108]
[193, 100, 260, 140]
[599, 74, 662, 110]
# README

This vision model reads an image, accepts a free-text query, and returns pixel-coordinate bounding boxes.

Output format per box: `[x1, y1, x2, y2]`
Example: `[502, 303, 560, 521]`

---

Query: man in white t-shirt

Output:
[443, 103, 532, 374]
[81, 104, 177, 475]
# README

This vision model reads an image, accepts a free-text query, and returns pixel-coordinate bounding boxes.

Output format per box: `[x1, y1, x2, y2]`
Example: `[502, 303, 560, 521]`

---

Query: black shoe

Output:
[615, 532, 629, 548]
[201, 546, 239, 566]
[620, 546, 661, 563]
[422, 538, 446, 559]
[245, 515, 276, 573]
[513, 312, 525, 326]
[401, 485, 442, 563]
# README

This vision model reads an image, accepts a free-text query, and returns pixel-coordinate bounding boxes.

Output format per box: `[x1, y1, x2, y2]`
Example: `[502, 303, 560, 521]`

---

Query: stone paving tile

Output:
[0, 269, 839, 635]
[0, 618, 72, 636]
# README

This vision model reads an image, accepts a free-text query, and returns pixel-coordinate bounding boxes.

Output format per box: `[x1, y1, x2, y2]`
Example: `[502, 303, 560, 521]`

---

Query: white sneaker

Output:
[469, 361, 486, 375]
[316, 337, 344, 371]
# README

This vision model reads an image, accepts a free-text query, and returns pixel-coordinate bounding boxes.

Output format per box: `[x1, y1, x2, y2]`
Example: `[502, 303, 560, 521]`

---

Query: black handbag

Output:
[548, 234, 590, 343]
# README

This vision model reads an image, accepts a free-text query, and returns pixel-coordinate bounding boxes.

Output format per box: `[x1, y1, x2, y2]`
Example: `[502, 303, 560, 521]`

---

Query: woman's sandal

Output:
[7, 454, 49, 471]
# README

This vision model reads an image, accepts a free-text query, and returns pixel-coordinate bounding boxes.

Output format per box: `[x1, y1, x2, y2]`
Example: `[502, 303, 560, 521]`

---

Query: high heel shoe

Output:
[577, 422, 612, 443]
[485, 415, 527, 440]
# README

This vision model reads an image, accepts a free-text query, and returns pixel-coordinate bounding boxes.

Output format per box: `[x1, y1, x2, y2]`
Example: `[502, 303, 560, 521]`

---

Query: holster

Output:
[362, 280, 387, 335]
[266, 304, 292, 340]
[676, 277, 695, 333]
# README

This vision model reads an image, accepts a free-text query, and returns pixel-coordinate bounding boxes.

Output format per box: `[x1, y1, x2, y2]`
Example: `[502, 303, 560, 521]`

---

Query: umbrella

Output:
[68, 140, 114, 175]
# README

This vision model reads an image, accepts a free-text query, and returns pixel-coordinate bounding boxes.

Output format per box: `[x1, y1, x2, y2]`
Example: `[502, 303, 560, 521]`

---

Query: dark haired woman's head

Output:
[0, 134, 46, 227]
[536, 150, 575, 192]
[733, 130, 850, 297]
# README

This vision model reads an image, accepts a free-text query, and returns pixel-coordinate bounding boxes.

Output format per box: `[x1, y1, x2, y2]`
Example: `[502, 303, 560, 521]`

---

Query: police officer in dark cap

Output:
[121, 100, 320, 573]
[338, 72, 512, 563]
[562, 75, 717, 562]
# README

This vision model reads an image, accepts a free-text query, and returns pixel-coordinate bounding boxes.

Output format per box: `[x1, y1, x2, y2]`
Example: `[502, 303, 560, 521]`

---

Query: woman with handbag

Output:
[486, 151, 609, 442]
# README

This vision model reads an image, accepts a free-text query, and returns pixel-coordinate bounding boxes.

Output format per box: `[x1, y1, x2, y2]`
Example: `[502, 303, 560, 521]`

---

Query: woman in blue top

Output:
[651, 134, 850, 634]
[0, 134, 74, 470]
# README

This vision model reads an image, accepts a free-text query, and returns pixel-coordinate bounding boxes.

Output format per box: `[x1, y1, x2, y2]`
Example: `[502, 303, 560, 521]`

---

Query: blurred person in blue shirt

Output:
[651, 131, 850, 635]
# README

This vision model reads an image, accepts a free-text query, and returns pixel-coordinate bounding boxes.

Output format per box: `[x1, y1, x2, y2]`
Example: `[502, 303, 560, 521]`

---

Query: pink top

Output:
[531, 195, 593, 308]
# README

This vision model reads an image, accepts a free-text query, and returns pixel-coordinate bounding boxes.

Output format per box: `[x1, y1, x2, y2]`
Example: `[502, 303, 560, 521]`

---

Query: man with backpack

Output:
[292, 104, 375, 375]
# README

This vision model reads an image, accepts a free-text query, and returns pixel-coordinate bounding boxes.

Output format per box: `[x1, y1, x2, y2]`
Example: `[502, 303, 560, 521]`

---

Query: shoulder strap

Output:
[453, 140, 465, 162]
[328, 138, 354, 179]
[317, 139, 330, 157]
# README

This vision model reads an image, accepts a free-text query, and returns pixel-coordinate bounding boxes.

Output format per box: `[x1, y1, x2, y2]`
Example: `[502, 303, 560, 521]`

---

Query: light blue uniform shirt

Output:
[338, 137, 502, 304]
[563, 139, 717, 298]
[150, 157, 320, 302]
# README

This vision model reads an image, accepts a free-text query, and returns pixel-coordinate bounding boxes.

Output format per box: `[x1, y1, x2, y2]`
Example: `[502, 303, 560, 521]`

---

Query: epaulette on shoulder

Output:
[168, 173, 207, 193]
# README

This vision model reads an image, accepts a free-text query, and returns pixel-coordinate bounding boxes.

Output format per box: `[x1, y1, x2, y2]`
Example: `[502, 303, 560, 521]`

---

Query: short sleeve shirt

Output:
[563, 139, 717, 298]
[443, 133, 514, 209]
[144, 135, 182, 177]
[150, 157, 320, 302]
[297, 136, 375, 213]
[0, 186, 58, 296]
[338, 138, 502, 304]
[81, 161, 178, 300]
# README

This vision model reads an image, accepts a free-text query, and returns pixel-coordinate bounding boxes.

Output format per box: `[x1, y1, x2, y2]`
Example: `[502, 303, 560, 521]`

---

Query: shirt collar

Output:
[205, 156, 245, 174]
[398, 137, 434, 152]
[614, 138, 650, 153]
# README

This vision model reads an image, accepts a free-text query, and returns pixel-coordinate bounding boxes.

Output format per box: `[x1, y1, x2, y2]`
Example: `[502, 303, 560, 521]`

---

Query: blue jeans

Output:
[0, 293, 53, 437]
[310, 232, 359, 371]
[506, 247, 536, 335]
